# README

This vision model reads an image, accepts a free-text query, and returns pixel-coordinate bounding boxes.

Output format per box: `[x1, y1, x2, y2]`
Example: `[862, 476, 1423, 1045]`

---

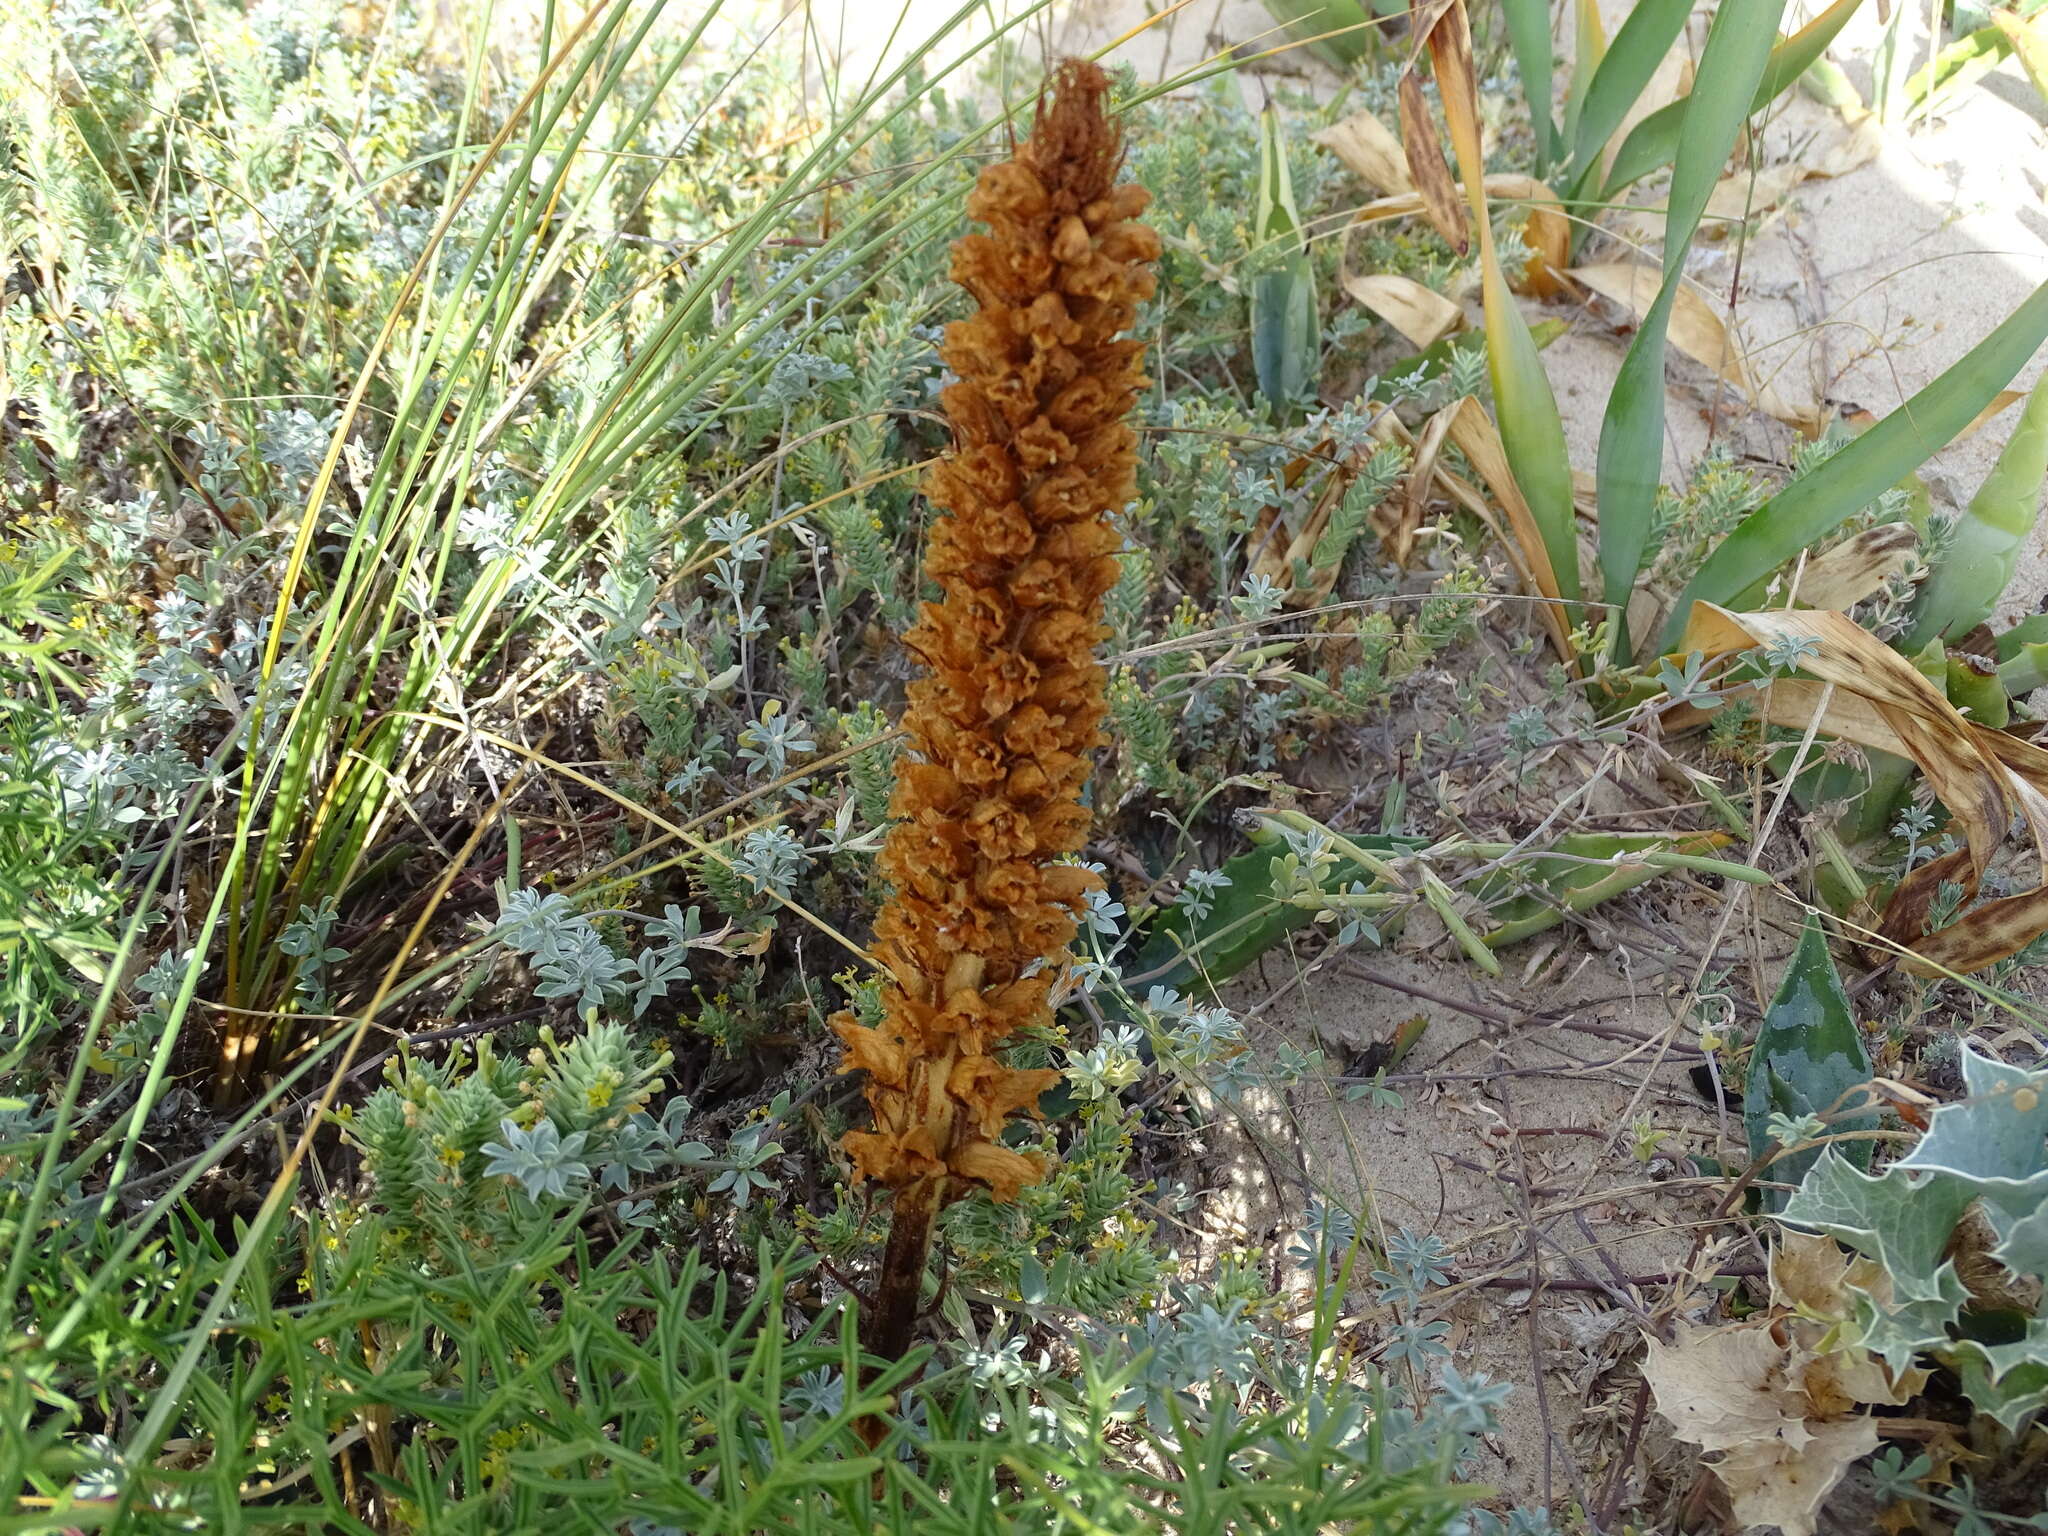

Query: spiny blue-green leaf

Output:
[1894, 1042, 2048, 1276]
[1951, 1323, 2048, 1433]
[1777, 1152, 1975, 1304]
[1849, 1265, 1971, 1375]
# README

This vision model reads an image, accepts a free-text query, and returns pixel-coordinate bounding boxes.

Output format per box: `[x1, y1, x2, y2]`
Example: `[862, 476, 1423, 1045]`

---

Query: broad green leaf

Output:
[1663, 276, 2048, 651]
[1744, 917, 1875, 1207]
[1998, 612, 2048, 695]
[1251, 108, 1321, 415]
[1596, 0, 1785, 661]
[1601, 0, 1864, 198]
[1904, 371, 2048, 649]
[1133, 823, 1421, 996]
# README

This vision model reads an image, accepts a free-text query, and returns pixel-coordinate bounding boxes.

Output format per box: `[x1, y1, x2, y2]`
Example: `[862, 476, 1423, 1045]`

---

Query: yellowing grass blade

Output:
[1679, 604, 2048, 975]
[1424, 0, 1581, 607]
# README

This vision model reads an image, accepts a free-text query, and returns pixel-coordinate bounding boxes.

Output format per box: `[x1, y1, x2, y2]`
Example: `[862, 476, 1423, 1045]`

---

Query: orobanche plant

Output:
[831, 58, 1161, 1367]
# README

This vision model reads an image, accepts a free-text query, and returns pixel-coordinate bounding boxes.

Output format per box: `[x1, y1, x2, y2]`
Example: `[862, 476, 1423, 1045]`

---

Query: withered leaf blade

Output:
[1677, 603, 2048, 973]
[1398, 66, 1468, 254]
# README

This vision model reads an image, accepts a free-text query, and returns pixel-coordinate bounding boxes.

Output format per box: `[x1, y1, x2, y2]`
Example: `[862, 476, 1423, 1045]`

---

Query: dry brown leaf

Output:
[1315, 108, 1412, 195]
[1677, 603, 2048, 973]
[1645, 1301, 1915, 1536]
[1398, 66, 1468, 253]
[1770, 1230, 1858, 1315]
[1569, 259, 1820, 432]
[1341, 271, 1463, 348]
[1388, 404, 1457, 565]
[1713, 1418, 1879, 1536]
[1643, 1322, 1806, 1454]
[1794, 523, 1919, 610]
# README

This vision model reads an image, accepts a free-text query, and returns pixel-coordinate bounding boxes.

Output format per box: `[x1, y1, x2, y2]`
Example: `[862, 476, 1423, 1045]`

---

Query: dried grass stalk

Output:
[832, 59, 1158, 1362]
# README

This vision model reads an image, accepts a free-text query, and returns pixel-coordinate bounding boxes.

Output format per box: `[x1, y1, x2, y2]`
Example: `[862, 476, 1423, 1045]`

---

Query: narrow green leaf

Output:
[1500, 0, 1556, 173]
[1256, 0, 1379, 70]
[1601, 0, 1863, 198]
[1745, 917, 1875, 1211]
[1598, 0, 1785, 661]
[1481, 262, 1581, 604]
[1473, 831, 1728, 947]
[1905, 24, 2013, 118]
[1133, 825, 1421, 995]
[1664, 278, 2048, 650]
[1904, 371, 2048, 649]
[1565, 0, 1690, 188]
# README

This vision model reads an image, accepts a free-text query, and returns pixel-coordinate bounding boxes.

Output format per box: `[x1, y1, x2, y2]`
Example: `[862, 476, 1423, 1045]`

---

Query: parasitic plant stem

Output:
[832, 59, 1158, 1376]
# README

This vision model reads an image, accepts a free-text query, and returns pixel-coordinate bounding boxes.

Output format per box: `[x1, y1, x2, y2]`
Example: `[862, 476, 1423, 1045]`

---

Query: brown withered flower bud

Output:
[832, 60, 1158, 1361]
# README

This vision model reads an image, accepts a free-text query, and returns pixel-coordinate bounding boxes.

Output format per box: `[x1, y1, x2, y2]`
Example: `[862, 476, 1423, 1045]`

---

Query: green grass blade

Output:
[1903, 371, 2048, 649]
[1601, 0, 1863, 199]
[1596, 0, 1785, 661]
[1564, 0, 1690, 189]
[1664, 277, 2048, 651]
[1500, 0, 1555, 174]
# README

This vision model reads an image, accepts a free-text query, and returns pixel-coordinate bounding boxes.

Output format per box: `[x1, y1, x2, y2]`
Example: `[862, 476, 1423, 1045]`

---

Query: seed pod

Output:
[832, 62, 1158, 1228]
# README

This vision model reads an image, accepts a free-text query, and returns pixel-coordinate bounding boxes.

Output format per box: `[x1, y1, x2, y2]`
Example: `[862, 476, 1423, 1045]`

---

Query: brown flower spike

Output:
[832, 60, 1158, 1360]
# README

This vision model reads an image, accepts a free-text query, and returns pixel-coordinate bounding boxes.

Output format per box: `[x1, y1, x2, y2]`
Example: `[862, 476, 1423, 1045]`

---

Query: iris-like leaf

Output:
[1595, 0, 1785, 662]
[1251, 107, 1321, 415]
[1665, 278, 2048, 651]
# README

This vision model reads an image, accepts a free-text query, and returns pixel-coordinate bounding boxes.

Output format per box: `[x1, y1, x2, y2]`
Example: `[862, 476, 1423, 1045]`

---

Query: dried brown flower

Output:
[833, 62, 1158, 1256]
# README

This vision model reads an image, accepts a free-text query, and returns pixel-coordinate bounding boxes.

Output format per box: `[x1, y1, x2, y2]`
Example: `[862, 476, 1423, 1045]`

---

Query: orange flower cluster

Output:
[834, 61, 1159, 1207]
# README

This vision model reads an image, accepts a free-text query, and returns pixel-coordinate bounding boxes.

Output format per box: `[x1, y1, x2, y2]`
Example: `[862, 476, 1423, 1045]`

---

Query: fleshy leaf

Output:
[1746, 917, 1876, 1208]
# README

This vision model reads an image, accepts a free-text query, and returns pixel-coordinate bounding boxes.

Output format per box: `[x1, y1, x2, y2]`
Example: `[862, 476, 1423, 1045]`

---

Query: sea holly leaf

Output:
[1993, 1204, 2048, 1281]
[1745, 919, 1876, 1209]
[1950, 1320, 2048, 1433]
[1847, 1262, 1969, 1375]
[1893, 1043, 2048, 1276]
[1895, 1042, 2048, 1190]
[1777, 1153, 1975, 1304]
